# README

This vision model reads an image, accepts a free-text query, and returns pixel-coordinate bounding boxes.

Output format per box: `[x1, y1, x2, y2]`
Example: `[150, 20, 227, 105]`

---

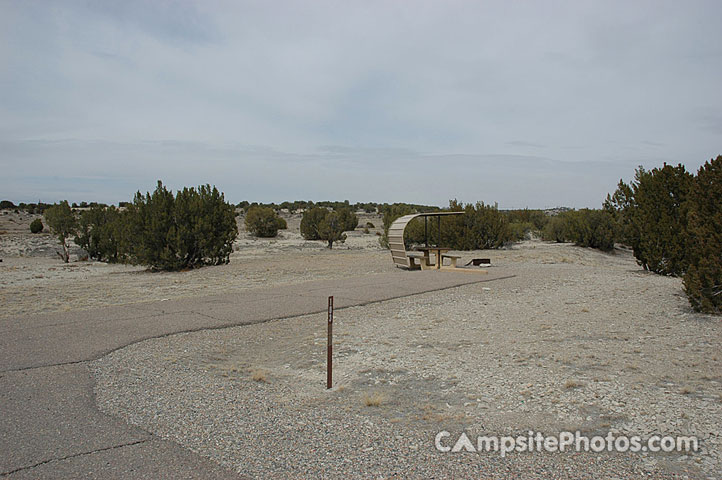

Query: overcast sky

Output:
[1, 1, 720, 208]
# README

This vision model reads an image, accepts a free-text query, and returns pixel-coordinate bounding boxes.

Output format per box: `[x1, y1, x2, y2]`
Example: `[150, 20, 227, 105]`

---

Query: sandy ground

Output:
[0, 212, 389, 318]
[3, 209, 720, 478]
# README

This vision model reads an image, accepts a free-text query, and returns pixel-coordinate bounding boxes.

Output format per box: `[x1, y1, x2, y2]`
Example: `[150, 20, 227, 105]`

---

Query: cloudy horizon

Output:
[1, 1, 720, 208]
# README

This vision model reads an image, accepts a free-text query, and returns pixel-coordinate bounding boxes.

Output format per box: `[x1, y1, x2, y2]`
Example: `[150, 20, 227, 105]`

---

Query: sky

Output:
[1, 0, 720, 208]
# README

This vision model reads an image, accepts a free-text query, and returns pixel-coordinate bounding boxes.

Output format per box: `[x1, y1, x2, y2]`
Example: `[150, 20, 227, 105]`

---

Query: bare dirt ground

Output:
[3, 210, 720, 478]
[0, 212, 389, 318]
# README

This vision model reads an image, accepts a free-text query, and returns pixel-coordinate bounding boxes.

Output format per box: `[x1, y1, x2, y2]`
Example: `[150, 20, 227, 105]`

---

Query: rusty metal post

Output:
[327, 296, 333, 389]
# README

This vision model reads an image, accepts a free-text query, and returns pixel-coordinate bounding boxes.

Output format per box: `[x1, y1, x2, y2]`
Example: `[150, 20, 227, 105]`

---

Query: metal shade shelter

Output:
[388, 212, 463, 269]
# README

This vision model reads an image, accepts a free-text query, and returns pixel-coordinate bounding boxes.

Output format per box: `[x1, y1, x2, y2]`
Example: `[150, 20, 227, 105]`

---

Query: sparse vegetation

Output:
[541, 216, 568, 243]
[336, 207, 358, 232]
[444, 200, 512, 249]
[75, 205, 126, 262]
[251, 369, 268, 382]
[300, 207, 329, 241]
[564, 380, 582, 389]
[318, 211, 347, 249]
[245, 206, 286, 238]
[44, 200, 78, 262]
[363, 391, 386, 407]
[300, 207, 354, 248]
[29, 218, 43, 234]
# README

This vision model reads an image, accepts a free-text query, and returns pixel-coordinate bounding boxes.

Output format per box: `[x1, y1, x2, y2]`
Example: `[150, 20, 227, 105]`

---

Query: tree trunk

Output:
[60, 238, 70, 263]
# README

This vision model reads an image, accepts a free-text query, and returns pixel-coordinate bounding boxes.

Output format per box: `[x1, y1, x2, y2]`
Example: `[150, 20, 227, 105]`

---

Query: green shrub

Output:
[44, 201, 78, 263]
[125, 181, 237, 270]
[509, 221, 535, 241]
[379, 204, 416, 248]
[541, 216, 569, 243]
[380, 201, 512, 250]
[336, 207, 358, 231]
[440, 201, 511, 250]
[0, 200, 15, 210]
[564, 209, 616, 251]
[365, 222, 375, 228]
[318, 211, 347, 249]
[245, 206, 285, 237]
[30, 218, 44, 234]
[630, 164, 692, 274]
[74, 205, 125, 262]
[302, 206, 356, 247]
[506, 209, 549, 231]
[300, 207, 329, 240]
[401, 216, 428, 248]
[604, 178, 636, 246]
[683, 155, 722, 313]
[541, 210, 614, 251]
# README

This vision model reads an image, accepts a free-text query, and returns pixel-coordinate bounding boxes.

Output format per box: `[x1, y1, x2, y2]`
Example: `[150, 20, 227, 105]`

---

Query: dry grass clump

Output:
[564, 379, 582, 390]
[251, 369, 269, 383]
[363, 391, 386, 407]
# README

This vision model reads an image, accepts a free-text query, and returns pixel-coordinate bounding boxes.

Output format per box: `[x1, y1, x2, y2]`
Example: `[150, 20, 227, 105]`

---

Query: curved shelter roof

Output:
[388, 212, 463, 269]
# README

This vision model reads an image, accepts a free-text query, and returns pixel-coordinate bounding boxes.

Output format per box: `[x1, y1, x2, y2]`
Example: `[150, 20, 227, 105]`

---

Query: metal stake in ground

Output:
[327, 295, 333, 389]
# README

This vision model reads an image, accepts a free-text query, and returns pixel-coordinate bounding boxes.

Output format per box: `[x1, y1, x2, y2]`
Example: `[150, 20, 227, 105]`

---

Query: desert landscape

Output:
[2, 210, 720, 478]
[0, 211, 389, 317]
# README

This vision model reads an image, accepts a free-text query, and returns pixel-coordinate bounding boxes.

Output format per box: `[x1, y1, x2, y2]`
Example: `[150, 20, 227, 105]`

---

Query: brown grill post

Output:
[327, 296, 333, 389]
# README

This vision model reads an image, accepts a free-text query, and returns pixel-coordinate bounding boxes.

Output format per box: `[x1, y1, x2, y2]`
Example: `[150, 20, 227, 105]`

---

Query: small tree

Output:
[245, 206, 285, 238]
[684, 155, 722, 313]
[44, 201, 78, 262]
[604, 178, 636, 247]
[75, 205, 125, 262]
[300, 207, 329, 240]
[30, 218, 44, 234]
[336, 207, 358, 231]
[318, 211, 347, 249]
[126, 181, 237, 270]
[631, 164, 692, 275]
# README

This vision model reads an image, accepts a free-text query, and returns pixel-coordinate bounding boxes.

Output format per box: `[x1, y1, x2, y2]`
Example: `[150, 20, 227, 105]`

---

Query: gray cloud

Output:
[1, 1, 720, 207]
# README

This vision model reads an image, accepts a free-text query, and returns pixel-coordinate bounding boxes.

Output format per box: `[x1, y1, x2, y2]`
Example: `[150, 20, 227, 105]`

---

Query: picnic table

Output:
[414, 246, 451, 270]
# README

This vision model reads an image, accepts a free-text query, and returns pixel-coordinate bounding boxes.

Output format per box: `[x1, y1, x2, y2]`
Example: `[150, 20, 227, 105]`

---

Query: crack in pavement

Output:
[0, 274, 515, 374]
[1, 272, 514, 479]
[0, 440, 149, 476]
